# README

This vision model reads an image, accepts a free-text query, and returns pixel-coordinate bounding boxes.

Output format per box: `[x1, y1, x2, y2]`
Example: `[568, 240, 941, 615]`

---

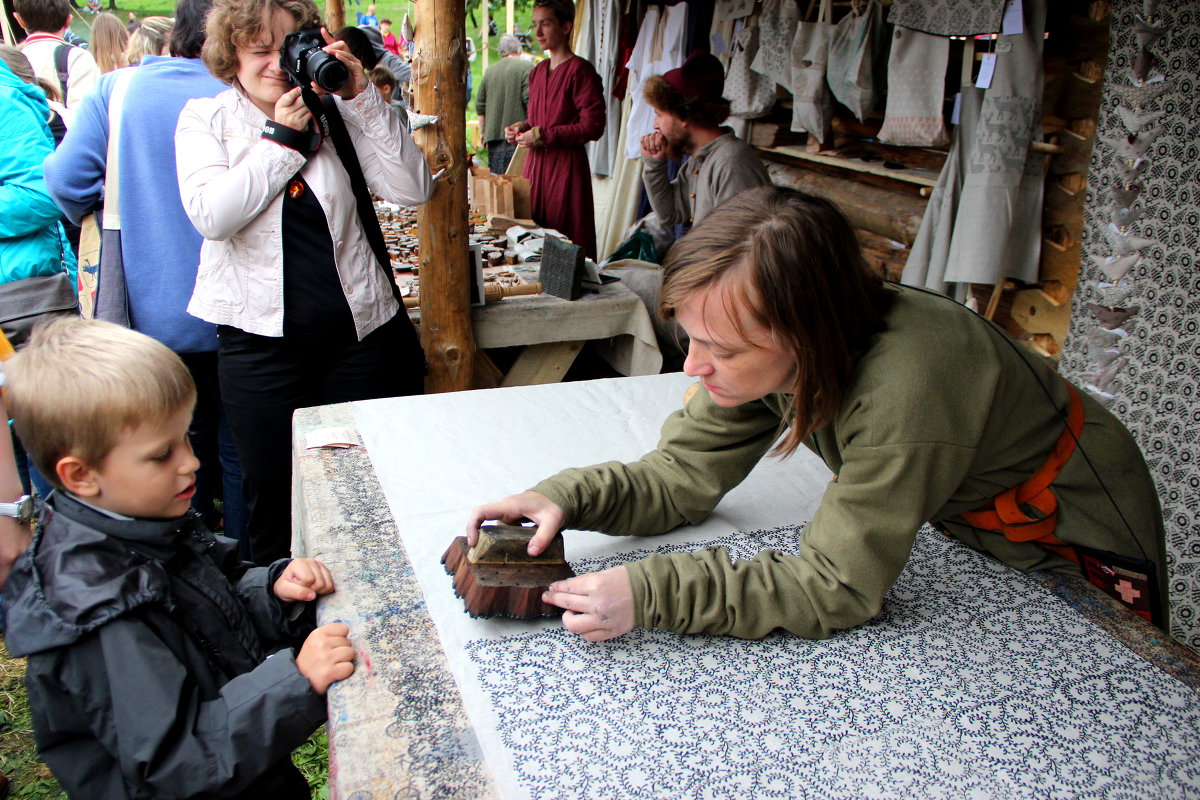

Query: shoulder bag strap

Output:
[101, 68, 137, 232]
[304, 89, 405, 305]
[53, 42, 71, 106]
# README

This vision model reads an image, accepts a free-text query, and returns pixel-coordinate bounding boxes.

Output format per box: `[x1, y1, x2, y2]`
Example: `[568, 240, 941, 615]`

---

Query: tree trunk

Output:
[414, 0, 475, 392]
[325, 0, 344, 37]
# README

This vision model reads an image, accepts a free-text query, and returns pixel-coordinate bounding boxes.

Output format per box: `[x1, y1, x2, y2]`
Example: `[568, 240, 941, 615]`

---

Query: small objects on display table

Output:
[375, 201, 541, 304]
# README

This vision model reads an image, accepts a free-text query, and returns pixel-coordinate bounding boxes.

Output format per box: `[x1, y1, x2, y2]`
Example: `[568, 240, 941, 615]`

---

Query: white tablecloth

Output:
[348, 373, 1200, 800]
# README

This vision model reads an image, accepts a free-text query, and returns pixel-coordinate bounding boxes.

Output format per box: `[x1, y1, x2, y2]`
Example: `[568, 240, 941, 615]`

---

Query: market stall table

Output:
[406, 278, 662, 385]
[292, 374, 1200, 799]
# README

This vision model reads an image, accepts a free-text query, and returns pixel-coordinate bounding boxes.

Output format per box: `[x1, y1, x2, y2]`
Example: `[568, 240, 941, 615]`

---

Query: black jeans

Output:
[217, 314, 424, 564]
[181, 352, 249, 550]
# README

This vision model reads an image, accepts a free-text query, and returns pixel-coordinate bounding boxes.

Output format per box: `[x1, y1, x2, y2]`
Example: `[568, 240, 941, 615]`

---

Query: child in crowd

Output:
[368, 64, 402, 111]
[1, 318, 355, 798]
[379, 17, 399, 56]
[13, 0, 100, 112]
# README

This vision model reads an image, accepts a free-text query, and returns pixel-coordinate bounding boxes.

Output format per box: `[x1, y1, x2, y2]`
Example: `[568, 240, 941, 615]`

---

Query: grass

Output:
[0, 642, 60, 798]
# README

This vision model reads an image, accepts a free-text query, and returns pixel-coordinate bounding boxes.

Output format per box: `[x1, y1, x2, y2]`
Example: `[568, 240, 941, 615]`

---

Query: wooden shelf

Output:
[759, 145, 940, 190]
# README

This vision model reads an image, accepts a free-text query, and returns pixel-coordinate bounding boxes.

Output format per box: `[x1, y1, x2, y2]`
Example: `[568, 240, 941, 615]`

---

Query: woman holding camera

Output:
[176, 0, 432, 564]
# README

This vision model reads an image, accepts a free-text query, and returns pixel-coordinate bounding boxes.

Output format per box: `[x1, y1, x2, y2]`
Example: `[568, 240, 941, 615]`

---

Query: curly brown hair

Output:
[202, 0, 322, 85]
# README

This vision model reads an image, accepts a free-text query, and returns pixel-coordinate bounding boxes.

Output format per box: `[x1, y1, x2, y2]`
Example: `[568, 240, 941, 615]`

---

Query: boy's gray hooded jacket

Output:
[3, 493, 326, 799]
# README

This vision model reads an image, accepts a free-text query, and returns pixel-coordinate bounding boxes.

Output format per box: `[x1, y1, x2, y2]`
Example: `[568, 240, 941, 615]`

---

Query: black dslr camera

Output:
[280, 29, 349, 93]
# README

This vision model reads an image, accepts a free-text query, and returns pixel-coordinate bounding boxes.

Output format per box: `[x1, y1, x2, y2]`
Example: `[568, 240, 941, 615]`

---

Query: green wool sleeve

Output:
[532, 387, 783, 537]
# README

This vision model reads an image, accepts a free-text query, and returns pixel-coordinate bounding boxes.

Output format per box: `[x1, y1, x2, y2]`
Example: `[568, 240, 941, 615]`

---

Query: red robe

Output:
[523, 55, 606, 260]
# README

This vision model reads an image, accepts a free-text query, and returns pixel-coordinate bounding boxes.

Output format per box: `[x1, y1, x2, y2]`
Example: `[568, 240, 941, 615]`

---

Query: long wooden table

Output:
[293, 374, 1200, 799]
[406, 278, 662, 386]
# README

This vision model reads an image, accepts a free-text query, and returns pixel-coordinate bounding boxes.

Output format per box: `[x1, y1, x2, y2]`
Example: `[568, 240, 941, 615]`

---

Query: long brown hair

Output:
[89, 13, 129, 73]
[661, 185, 892, 455]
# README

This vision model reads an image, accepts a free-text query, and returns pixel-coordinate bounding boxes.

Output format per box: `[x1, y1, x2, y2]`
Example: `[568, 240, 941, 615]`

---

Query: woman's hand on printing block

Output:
[544, 567, 635, 642]
[466, 490, 564, 556]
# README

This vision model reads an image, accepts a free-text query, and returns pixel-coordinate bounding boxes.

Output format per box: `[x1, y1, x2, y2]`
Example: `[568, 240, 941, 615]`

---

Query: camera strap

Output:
[299, 87, 404, 307]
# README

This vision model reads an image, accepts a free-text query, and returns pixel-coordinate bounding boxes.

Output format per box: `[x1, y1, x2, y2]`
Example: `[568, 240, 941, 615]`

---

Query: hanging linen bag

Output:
[727, 23, 777, 118]
[790, 0, 835, 140]
[877, 26, 950, 146]
[750, 0, 801, 90]
[825, 0, 885, 121]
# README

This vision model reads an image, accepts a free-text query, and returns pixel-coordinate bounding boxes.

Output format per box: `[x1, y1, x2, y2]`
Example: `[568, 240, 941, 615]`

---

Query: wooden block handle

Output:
[484, 281, 542, 303]
[403, 282, 543, 308]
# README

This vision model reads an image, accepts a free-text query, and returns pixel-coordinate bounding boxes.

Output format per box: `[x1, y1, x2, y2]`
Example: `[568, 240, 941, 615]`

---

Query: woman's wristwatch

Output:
[0, 495, 33, 525]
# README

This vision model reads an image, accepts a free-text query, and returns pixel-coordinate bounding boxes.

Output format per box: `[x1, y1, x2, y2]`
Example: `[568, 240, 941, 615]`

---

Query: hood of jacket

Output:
[0, 59, 52, 140]
[2, 493, 214, 657]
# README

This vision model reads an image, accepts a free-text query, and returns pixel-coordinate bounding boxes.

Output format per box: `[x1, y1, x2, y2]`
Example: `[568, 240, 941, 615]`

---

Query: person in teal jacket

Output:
[468, 186, 1165, 642]
[0, 53, 76, 288]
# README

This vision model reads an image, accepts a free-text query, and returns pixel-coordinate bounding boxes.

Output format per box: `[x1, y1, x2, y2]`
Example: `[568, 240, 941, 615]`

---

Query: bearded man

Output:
[639, 50, 771, 232]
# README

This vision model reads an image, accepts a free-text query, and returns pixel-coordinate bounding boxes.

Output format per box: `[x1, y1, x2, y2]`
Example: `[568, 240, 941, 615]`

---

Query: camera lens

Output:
[308, 51, 349, 92]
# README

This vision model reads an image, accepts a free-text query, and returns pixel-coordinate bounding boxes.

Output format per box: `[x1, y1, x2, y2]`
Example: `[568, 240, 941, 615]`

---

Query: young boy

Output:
[14, 0, 100, 113]
[2, 318, 355, 799]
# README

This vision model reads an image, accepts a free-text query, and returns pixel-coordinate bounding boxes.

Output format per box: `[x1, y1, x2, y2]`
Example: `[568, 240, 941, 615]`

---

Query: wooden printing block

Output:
[539, 236, 584, 300]
[441, 524, 575, 619]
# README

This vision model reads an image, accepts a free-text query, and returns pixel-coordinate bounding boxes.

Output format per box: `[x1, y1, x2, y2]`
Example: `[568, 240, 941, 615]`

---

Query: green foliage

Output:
[293, 725, 331, 799]
[0, 642, 65, 799]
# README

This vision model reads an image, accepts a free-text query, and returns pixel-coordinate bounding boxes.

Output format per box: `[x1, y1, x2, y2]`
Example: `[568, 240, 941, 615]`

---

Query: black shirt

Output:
[281, 173, 356, 341]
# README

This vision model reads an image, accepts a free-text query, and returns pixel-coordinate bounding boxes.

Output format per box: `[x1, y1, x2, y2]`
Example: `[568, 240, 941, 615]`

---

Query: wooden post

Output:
[325, 0, 344, 36]
[413, 0, 475, 392]
[481, 0, 490, 71]
[506, 0, 515, 37]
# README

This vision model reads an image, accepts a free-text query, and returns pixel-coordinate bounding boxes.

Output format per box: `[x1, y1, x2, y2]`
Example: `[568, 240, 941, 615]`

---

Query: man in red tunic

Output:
[504, 0, 605, 260]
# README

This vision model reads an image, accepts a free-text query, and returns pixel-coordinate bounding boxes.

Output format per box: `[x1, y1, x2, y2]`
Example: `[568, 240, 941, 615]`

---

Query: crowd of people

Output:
[0, 0, 1171, 796]
[1, 0, 432, 794]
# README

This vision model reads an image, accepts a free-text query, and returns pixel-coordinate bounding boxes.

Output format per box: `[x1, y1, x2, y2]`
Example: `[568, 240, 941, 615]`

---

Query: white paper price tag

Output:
[1002, 0, 1024, 35]
[976, 53, 998, 89]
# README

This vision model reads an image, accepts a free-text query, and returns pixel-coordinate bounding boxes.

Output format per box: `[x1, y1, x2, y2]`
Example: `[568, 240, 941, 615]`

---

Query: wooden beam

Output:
[326, 0, 344, 35]
[481, 0, 490, 71]
[765, 161, 928, 246]
[414, 0, 475, 392]
[501, 341, 585, 387]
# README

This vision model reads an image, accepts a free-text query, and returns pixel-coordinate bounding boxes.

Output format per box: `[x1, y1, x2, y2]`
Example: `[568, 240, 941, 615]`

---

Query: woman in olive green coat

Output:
[467, 186, 1165, 642]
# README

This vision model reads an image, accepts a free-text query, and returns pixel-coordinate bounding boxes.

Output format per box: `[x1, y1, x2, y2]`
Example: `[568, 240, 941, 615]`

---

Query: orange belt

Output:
[960, 380, 1084, 565]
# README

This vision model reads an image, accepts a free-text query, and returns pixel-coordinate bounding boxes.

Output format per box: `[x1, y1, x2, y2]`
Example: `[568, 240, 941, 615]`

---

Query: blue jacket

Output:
[0, 61, 76, 286]
[43, 57, 225, 353]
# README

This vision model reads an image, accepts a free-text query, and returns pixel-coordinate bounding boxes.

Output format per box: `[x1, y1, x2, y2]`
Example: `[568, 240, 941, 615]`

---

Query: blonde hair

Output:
[202, 0, 321, 85]
[6, 318, 196, 490]
[125, 15, 174, 65]
[90, 13, 130, 73]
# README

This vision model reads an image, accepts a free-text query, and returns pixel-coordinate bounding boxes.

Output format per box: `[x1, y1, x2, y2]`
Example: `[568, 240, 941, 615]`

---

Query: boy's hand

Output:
[274, 557, 335, 603]
[296, 622, 355, 695]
